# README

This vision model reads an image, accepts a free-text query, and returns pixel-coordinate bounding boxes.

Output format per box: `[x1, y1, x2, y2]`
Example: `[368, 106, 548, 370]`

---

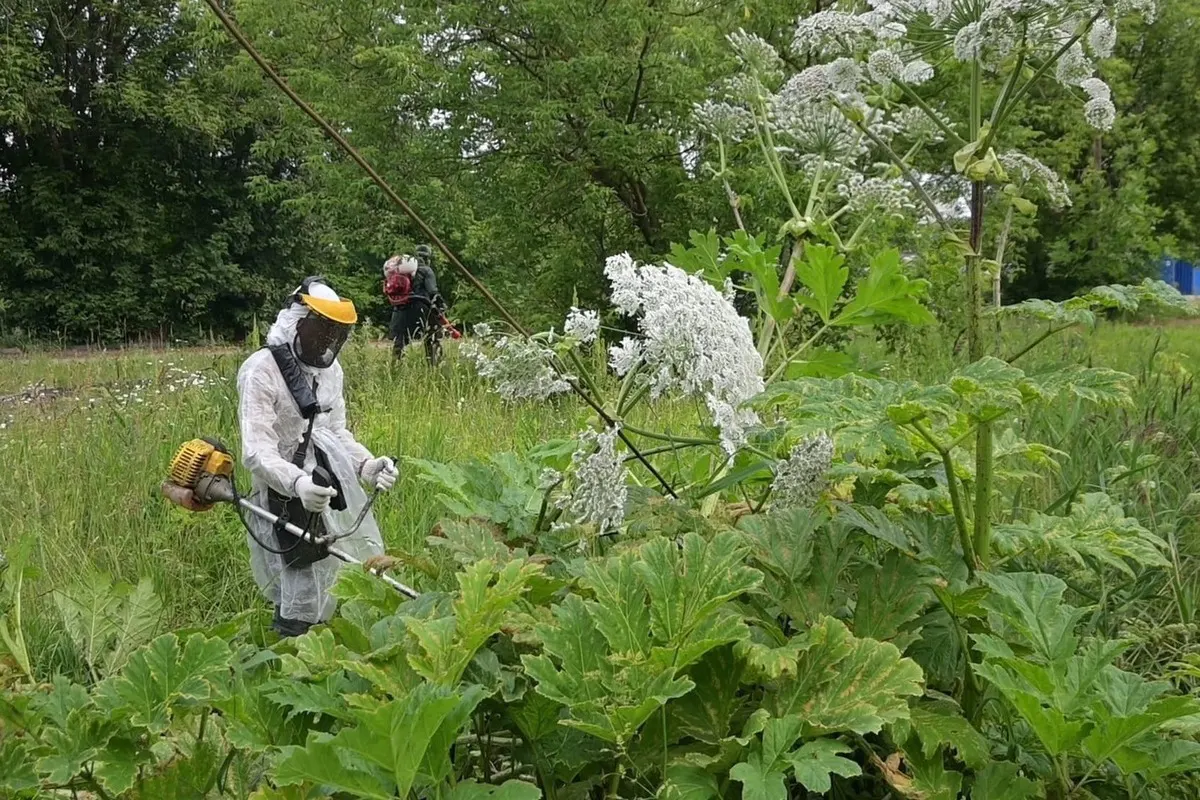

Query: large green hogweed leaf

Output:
[523, 532, 760, 745]
[764, 616, 923, 735]
[95, 633, 231, 734]
[993, 493, 1169, 577]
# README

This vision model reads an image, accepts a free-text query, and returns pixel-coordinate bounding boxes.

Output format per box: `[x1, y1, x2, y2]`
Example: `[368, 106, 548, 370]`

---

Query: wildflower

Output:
[781, 66, 831, 104]
[771, 433, 834, 510]
[464, 335, 573, 401]
[774, 101, 865, 163]
[979, 24, 1018, 69]
[605, 252, 641, 314]
[953, 22, 984, 62]
[693, 100, 754, 142]
[1084, 97, 1116, 131]
[722, 73, 768, 104]
[562, 425, 628, 532]
[604, 253, 765, 452]
[901, 59, 934, 85]
[564, 307, 600, 344]
[473, 322, 493, 338]
[792, 10, 873, 58]
[867, 14, 907, 42]
[840, 174, 914, 215]
[728, 29, 783, 81]
[1089, 18, 1117, 58]
[999, 151, 1072, 208]
[868, 49, 904, 85]
[827, 58, 864, 95]
[608, 337, 644, 376]
[1055, 43, 1093, 87]
[1080, 77, 1111, 102]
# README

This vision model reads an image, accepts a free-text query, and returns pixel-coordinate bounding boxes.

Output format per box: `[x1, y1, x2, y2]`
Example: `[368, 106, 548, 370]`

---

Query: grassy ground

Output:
[0, 336, 700, 672]
[1, 321, 1197, 676]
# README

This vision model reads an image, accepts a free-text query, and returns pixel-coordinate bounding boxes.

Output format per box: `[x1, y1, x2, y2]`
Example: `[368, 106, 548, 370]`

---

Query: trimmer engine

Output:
[164, 438, 237, 509]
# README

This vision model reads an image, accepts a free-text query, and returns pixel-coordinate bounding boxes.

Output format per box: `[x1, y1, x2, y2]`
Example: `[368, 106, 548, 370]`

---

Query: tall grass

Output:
[1, 321, 1197, 677]
[882, 321, 1200, 670]
[0, 337, 698, 673]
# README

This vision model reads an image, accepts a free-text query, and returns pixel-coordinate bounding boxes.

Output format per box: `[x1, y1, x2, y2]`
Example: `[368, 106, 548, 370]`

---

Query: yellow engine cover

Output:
[168, 439, 234, 489]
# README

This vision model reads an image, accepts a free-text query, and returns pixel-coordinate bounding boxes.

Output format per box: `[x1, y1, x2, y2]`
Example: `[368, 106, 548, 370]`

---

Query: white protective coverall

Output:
[236, 303, 384, 623]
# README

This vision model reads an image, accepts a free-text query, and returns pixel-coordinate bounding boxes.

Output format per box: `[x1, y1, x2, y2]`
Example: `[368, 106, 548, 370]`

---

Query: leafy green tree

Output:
[0, 0, 325, 341]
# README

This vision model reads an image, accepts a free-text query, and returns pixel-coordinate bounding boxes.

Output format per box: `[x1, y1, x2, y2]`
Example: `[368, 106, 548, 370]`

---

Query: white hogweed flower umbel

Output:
[608, 337, 644, 376]
[728, 29, 784, 81]
[464, 334, 573, 402]
[840, 174, 914, 214]
[773, 100, 865, 162]
[1084, 97, 1116, 131]
[721, 73, 768, 104]
[999, 151, 1072, 208]
[952, 22, 984, 62]
[783, 66, 832, 104]
[792, 10, 874, 58]
[562, 425, 628, 532]
[1089, 18, 1117, 58]
[771, 433, 835, 510]
[604, 253, 765, 453]
[1056, 43, 1094, 87]
[1078, 76, 1116, 131]
[868, 49, 905, 85]
[564, 307, 600, 343]
[827, 58, 864, 95]
[901, 59, 934, 85]
[693, 100, 754, 142]
[1080, 77, 1111, 102]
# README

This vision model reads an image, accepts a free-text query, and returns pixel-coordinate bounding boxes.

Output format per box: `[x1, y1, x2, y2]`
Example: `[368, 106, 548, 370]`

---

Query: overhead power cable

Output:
[202, 0, 678, 497]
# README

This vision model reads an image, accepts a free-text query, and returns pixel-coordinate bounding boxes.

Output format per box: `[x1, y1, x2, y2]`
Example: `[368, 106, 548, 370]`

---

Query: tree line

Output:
[1, 0, 1197, 343]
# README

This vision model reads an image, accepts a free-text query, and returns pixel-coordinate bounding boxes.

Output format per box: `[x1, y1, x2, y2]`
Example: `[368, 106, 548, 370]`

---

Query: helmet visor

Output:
[294, 311, 350, 368]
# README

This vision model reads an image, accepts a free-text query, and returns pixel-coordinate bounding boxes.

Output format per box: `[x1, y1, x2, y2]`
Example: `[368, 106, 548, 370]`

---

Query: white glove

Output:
[361, 457, 398, 492]
[294, 475, 338, 513]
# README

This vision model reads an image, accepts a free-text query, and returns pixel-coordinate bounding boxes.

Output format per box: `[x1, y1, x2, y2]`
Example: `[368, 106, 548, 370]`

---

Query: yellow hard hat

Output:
[293, 276, 357, 324]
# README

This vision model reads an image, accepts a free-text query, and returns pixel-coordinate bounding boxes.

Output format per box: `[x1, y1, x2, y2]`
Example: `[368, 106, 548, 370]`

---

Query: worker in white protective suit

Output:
[236, 277, 398, 637]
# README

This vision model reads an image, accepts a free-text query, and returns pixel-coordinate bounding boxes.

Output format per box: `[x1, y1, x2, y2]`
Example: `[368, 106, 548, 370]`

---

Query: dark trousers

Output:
[390, 301, 432, 357]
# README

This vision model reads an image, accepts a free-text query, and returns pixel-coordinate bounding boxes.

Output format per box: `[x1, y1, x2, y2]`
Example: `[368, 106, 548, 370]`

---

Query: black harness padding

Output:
[262, 345, 346, 568]
[268, 344, 322, 419]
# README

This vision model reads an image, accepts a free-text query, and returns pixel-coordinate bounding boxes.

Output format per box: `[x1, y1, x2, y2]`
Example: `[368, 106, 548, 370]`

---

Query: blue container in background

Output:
[1180, 262, 1196, 295]
[1160, 256, 1198, 294]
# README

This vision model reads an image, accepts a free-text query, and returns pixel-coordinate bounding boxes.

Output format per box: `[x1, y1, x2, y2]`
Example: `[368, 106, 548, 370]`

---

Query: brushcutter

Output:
[161, 438, 418, 598]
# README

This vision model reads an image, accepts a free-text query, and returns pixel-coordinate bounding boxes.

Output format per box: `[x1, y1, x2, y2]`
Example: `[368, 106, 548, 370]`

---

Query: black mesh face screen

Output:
[293, 312, 350, 368]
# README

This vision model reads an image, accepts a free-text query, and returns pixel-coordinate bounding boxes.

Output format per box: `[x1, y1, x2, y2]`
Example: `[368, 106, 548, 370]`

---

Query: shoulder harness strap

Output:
[267, 344, 322, 420]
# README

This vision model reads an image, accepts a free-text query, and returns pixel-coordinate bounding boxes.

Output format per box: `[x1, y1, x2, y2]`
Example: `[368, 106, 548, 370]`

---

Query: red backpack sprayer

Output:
[163, 2, 681, 606]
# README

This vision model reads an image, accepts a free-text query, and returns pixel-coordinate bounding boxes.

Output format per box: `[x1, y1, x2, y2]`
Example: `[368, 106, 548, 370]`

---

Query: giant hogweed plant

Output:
[0, 281, 1197, 798]
[3, 496, 1198, 799]
[448, 254, 1196, 795]
[688, 0, 1182, 582]
[3, 7, 1199, 800]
